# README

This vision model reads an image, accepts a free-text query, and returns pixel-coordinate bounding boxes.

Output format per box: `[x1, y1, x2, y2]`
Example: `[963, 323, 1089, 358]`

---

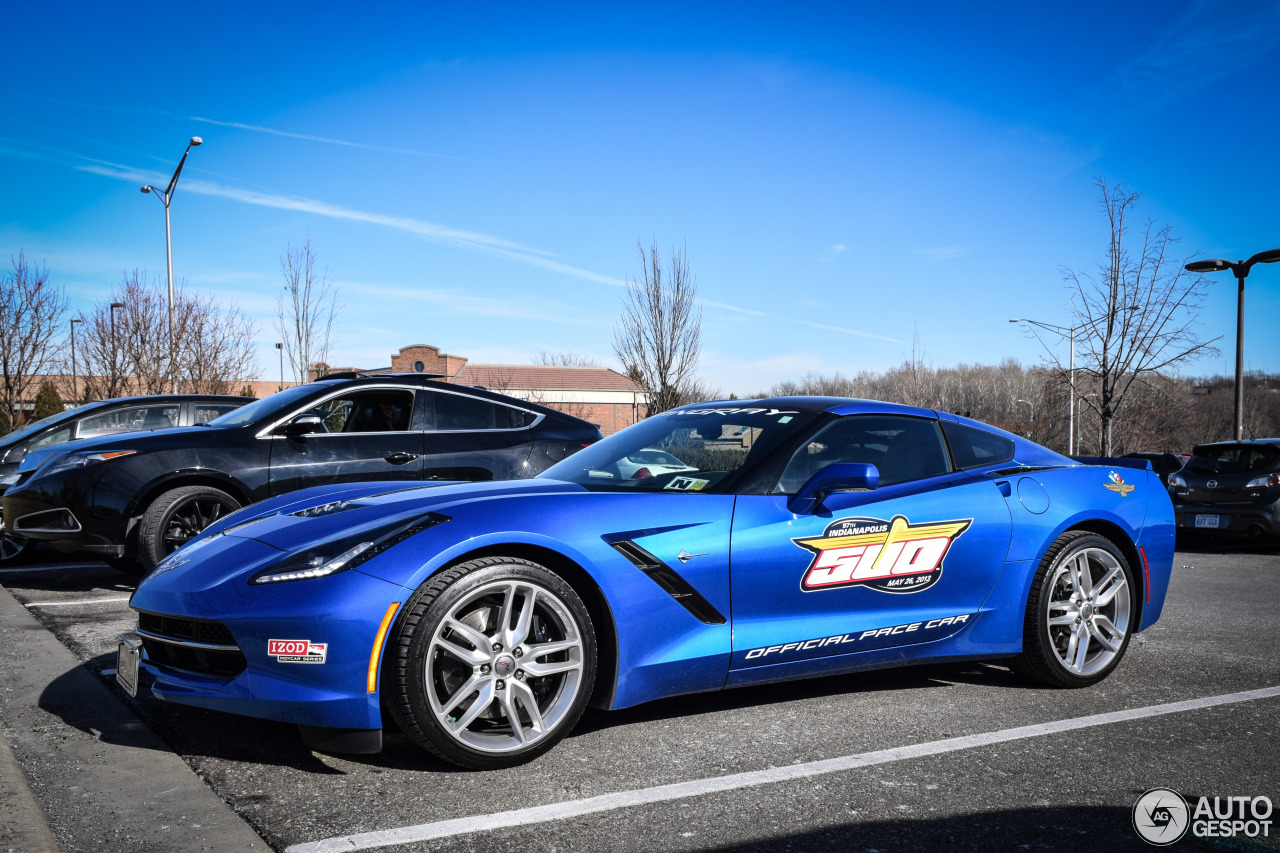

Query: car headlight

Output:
[0, 472, 18, 487]
[41, 450, 137, 477]
[1168, 473, 1187, 489]
[248, 513, 449, 585]
[1245, 473, 1280, 488]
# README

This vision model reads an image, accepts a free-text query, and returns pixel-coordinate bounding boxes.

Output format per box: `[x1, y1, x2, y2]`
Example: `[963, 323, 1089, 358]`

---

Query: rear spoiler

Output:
[1069, 456, 1153, 471]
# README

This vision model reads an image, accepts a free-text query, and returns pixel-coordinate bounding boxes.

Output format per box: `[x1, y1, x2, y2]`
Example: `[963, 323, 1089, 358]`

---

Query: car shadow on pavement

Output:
[39, 654, 348, 776]
[696, 805, 1222, 852]
[572, 661, 996, 738]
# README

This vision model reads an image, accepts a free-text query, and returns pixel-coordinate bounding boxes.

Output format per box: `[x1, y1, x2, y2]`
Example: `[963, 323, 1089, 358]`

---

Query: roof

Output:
[453, 364, 642, 392]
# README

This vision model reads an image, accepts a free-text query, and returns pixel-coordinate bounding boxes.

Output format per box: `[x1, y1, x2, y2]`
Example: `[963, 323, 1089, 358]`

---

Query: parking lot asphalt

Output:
[0, 540, 1277, 852]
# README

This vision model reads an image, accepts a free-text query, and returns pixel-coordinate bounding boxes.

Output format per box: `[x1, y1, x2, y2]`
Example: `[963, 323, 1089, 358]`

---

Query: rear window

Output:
[1187, 445, 1280, 475]
[942, 421, 1016, 470]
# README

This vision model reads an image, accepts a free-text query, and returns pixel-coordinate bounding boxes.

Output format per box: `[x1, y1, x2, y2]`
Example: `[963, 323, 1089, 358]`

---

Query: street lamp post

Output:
[110, 301, 125, 395]
[1011, 318, 1077, 454]
[1011, 307, 1139, 456]
[69, 318, 82, 403]
[141, 137, 203, 394]
[1185, 249, 1280, 441]
[275, 342, 284, 391]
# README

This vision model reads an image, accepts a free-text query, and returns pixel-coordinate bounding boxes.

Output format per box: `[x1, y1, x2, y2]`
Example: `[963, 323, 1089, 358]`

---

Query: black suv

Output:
[0, 394, 250, 562]
[1, 376, 600, 571]
[1169, 439, 1280, 539]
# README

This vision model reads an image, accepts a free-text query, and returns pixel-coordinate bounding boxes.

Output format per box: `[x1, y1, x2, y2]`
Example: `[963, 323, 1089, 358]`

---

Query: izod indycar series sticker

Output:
[268, 639, 328, 664]
[793, 514, 971, 593]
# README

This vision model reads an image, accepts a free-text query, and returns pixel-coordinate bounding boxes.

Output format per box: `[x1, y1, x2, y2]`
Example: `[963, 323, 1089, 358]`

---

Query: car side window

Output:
[775, 415, 952, 494]
[307, 390, 415, 433]
[941, 421, 1015, 470]
[78, 405, 180, 438]
[193, 404, 241, 424]
[28, 426, 73, 451]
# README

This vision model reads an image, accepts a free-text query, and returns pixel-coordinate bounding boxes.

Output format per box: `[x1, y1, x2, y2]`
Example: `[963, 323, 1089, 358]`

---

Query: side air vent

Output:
[610, 541, 726, 625]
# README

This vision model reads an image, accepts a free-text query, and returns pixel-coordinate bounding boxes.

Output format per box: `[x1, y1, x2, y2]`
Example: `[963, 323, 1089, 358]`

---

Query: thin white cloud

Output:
[12, 93, 471, 162]
[3, 140, 912, 349]
[187, 115, 478, 162]
[820, 243, 846, 262]
[1112, 1, 1280, 108]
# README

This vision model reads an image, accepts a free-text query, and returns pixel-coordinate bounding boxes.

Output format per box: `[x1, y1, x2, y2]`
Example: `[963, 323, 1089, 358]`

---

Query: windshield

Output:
[540, 405, 820, 492]
[1, 407, 79, 443]
[1186, 444, 1280, 476]
[206, 384, 323, 428]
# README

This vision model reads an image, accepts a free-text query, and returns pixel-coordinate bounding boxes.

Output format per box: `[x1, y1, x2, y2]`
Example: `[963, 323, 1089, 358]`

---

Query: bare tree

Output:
[275, 236, 337, 384]
[0, 253, 67, 428]
[1052, 181, 1219, 455]
[533, 350, 602, 368]
[80, 272, 260, 397]
[612, 240, 703, 415]
[175, 291, 260, 394]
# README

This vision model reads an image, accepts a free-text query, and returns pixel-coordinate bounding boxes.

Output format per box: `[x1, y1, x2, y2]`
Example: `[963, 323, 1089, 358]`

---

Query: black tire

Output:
[386, 556, 597, 769]
[136, 485, 241, 571]
[1011, 531, 1137, 688]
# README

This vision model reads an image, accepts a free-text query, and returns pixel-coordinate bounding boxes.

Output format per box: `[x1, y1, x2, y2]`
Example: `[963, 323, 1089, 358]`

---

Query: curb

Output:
[0, 583, 273, 852]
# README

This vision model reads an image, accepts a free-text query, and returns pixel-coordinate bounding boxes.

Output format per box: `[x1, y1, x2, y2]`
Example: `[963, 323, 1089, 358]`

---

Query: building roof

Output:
[454, 364, 641, 392]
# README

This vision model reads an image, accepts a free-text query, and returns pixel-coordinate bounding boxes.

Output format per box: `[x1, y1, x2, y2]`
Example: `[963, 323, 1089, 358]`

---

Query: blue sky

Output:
[3, 1, 1279, 394]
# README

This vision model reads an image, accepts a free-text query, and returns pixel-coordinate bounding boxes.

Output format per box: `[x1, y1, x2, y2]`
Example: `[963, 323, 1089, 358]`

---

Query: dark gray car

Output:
[1169, 439, 1280, 539]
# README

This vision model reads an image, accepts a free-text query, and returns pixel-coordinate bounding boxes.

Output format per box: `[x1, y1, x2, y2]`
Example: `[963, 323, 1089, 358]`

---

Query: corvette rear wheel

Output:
[1012, 532, 1135, 687]
[387, 557, 597, 769]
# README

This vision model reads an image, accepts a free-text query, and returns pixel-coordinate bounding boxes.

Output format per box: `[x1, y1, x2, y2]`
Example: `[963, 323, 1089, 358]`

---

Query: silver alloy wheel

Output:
[1045, 546, 1131, 676]
[426, 579, 585, 754]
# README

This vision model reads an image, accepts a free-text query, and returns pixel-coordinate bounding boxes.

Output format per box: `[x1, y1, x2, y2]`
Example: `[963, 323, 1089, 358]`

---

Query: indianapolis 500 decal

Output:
[793, 514, 971, 593]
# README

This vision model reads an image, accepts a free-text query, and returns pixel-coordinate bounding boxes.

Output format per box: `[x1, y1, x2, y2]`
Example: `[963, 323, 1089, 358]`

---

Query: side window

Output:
[776, 415, 952, 493]
[193, 404, 241, 424]
[942, 421, 1015, 470]
[432, 393, 496, 431]
[497, 404, 537, 429]
[307, 390, 414, 433]
[78, 405, 180, 438]
[28, 427, 74, 452]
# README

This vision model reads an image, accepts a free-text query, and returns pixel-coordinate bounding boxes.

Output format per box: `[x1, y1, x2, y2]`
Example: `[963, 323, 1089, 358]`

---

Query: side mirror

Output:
[788, 462, 879, 515]
[283, 415, 325, 437]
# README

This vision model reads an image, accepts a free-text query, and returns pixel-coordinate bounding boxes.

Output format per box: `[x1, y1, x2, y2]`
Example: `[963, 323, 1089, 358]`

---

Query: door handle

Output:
[385, 452, 420, 465]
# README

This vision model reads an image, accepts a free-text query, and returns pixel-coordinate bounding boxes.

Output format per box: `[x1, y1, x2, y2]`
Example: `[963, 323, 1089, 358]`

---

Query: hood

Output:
[203, 477, 584, 554]
[16, 425, 222, 475]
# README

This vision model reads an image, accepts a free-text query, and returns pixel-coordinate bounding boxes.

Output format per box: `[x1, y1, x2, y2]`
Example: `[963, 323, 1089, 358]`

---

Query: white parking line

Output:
[286, 684, 1280, 853]
[0, 562, 110, 574]
[24, 597, 131, 607]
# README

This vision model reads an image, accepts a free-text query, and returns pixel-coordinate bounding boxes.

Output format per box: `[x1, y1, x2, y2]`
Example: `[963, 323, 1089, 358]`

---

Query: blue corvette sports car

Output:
[121, 398, 1174, 768]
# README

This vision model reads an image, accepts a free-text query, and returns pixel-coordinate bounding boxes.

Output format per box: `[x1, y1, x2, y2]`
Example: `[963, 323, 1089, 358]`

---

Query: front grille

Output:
[138, 611, 237, 645]
[137, 611, 246, 679]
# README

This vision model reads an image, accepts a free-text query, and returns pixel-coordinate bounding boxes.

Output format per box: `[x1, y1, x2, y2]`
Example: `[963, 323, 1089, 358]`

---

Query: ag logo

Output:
[793, 515, 970, 593]
[1133, 788, 1189, 846]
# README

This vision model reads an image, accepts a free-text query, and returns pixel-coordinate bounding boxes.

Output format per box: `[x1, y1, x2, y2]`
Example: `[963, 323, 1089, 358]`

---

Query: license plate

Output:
[1194, 514, 1220, 529]
[116, 633, 141, 697]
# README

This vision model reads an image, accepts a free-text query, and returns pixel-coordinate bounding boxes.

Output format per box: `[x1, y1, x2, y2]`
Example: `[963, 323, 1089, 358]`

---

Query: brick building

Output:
[321, 345, 648, 435]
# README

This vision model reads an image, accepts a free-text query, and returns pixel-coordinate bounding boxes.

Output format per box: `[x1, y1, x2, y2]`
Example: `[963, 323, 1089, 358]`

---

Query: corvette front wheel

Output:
[387, 557, 597, 769]
[1012, 532, 1135, 688]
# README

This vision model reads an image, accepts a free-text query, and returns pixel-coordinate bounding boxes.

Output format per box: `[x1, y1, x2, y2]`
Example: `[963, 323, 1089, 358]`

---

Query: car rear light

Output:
[1245, 473, 1280, 488]
[634, 467, 652, 479]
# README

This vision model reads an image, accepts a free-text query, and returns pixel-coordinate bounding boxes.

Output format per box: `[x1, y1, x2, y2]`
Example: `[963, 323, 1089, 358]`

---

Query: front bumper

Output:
[1173, 501, 1280, 536]
[1, 477, 127, 555]
[130, 533, 411, 731]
